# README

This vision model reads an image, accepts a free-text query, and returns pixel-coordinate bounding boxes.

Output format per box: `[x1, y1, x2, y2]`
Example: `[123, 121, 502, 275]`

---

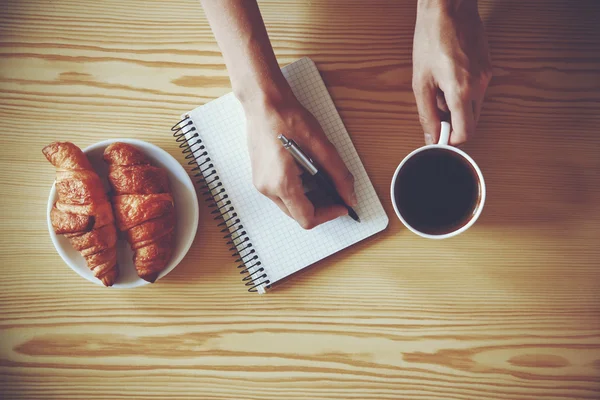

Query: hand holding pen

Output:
[245, 97, 357, 229]
[278, 134, 360, 222]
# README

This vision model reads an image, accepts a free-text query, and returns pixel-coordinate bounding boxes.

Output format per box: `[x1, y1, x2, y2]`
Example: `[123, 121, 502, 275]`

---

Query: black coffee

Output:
[394, 148, 480, 235]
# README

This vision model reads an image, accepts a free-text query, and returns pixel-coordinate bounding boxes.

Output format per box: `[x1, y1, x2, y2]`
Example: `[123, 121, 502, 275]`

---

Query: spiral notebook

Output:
[172, 57, 388, 293]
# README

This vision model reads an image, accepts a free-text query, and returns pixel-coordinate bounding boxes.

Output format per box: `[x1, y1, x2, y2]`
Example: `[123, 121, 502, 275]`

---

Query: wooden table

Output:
[1, 0, 599, 398]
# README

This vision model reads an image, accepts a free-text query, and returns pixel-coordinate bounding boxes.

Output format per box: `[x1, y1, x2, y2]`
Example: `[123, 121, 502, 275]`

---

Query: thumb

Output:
[413, 82, 442, 145]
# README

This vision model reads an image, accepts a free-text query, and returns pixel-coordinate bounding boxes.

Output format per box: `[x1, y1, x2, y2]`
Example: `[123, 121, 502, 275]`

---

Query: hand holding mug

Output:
[412, 0, 492, 146]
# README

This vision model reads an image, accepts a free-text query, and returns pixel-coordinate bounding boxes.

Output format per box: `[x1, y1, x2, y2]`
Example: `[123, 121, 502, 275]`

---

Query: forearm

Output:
[199, 0, 291, 108]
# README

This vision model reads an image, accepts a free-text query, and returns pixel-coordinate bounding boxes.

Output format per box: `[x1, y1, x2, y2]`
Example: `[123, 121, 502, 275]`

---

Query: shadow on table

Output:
[257, 0, 600, 296]
[470, 0, 600, 228]
[298, 0, 600, 231]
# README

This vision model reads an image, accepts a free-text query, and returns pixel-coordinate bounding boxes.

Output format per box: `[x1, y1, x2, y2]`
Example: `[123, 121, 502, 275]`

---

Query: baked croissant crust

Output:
[104, 143, 176, 283]
[43, 142, 118, 286]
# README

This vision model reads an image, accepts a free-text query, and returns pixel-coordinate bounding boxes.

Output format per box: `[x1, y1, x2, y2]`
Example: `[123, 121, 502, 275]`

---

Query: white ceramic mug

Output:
[390, 121, 486, 239]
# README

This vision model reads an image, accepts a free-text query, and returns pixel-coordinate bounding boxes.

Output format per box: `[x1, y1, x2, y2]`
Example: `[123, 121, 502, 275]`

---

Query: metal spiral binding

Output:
[172, 115, 270, 292]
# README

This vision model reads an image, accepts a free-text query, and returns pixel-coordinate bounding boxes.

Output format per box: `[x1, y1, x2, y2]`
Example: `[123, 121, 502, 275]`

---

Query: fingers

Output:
[445, 65, 492, 144]
[301, 124, 357, 208]
[256, 165, 347, 230]
[413, 80, 442, 145]
[280, 187, 347, 230]
[445, 88, 476, 146]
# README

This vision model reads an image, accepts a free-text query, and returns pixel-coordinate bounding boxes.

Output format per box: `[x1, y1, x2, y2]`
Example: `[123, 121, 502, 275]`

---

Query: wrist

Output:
[235, 73, 295, 113]
[226, 31, 295, 112]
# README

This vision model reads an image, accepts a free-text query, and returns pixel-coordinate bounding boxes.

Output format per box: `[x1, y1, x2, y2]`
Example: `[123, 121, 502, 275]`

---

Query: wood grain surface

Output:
[1, 0, 600, 399]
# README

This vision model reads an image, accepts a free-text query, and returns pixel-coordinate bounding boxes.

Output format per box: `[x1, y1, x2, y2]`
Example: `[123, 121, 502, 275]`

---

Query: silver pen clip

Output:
[277, 134, 318, 175]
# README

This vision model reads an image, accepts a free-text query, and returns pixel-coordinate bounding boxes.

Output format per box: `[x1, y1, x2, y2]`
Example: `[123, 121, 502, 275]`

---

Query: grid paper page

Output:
[186, 57, 388, 293]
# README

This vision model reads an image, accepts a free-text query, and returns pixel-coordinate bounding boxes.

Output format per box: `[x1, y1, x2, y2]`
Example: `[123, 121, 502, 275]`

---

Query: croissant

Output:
[103, 143, 176, 283]
[43, 142, 118, 286]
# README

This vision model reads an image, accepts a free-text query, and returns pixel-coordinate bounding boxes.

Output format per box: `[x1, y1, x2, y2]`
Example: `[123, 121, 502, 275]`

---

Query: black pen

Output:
[277, 134, 360, 222]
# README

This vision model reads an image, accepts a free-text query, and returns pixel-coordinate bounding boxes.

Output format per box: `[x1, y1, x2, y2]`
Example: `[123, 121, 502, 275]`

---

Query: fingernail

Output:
[424, 133, 434, 145]
[349, 191, 358, 207]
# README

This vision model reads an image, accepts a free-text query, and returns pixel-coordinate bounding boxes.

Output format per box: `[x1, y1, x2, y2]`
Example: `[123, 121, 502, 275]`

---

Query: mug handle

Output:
[439, 121, 451, 146]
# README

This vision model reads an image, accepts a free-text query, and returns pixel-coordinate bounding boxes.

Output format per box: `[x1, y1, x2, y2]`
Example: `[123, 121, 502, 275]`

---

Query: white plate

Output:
[47, 139, 199, 288]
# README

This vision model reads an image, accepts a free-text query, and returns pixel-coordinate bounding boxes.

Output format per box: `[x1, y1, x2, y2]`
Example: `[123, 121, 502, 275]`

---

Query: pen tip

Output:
[348, 208, 360, 222]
